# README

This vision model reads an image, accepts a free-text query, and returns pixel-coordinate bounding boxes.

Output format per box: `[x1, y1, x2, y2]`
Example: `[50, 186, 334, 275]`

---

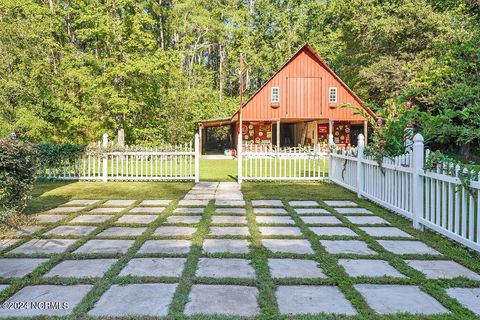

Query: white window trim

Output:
[271, 86, 280, 103]
[329, 87, 338, 103]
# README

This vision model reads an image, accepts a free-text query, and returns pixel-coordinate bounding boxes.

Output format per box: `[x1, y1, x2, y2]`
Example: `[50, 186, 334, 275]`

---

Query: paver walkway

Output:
[0, 182, 479, 318]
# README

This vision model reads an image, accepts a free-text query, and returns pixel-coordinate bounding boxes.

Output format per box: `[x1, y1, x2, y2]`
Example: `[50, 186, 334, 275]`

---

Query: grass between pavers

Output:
[1, 182, 480, 319]
[243, 182, 480, 319]
[25, 181, 194, 215]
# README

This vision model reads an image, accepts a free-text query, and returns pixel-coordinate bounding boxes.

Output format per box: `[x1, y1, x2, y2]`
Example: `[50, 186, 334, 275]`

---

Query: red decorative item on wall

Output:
[317, 124, 329, 144]
[332, 121, 351, 145]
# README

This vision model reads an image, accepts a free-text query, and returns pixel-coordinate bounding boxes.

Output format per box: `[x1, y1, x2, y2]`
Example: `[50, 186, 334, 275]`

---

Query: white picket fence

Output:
[237, 134, 329, 182]
[36, 134, 200, 182]
[330, 134, 480, 252]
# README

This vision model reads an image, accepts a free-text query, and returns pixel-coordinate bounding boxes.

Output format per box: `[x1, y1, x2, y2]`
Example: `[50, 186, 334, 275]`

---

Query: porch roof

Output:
[197, 117, 234, 128]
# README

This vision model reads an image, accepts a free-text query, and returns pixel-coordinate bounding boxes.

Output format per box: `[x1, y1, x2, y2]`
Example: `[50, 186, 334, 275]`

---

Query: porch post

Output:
[363, 121, 368, 144]
[328, 120, 334, 146]
[276, 120, 280, 149]
[198, 125, 204, 156]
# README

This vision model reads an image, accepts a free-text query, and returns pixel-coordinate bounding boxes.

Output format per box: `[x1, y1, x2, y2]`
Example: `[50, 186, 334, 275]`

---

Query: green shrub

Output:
[0, 139, 38, 218]
[35, 143, 86, 167]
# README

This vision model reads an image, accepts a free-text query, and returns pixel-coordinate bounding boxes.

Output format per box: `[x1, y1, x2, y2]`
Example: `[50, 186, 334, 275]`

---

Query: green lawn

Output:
[200, 159, 238, 181]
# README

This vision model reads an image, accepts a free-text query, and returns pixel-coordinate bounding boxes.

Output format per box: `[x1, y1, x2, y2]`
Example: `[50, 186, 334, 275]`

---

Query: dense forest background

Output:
[0, 0, 479, 158]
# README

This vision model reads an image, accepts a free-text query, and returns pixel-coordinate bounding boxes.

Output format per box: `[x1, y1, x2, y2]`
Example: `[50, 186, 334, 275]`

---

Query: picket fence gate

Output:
[330, 134, 480, 253]
[36, 134, 200, 182]
[237, 133, 329, 182]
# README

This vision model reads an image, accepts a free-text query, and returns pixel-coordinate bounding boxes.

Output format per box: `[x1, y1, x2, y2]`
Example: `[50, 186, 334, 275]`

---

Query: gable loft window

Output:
[271, 87, 280, 103]
[329, 87, 338, 104]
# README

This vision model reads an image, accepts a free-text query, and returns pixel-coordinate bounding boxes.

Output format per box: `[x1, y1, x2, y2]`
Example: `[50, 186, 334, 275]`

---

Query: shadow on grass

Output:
[24, 181, 76, 215]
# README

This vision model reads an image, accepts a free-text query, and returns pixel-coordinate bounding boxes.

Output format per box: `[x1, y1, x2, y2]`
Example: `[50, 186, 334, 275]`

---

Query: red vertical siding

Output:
[238, 47, 367, 122]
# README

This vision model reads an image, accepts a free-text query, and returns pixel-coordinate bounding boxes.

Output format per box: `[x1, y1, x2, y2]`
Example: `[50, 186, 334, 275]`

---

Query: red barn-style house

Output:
[197, 44, 375, 154]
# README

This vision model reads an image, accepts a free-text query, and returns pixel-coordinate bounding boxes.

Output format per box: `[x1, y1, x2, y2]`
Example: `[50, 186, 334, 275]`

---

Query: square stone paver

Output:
[276, 285, 356, 315]
[215, 208, 246, 215]
[345, 216, 390, 225]
[119, 258, 186, 277]
[193, 182, 218, 189]
[262, 239, 313, 254]
[335, 208, 373, 215]
[139, 240, 191, 254]
[196, 258, 255, 279]
[211, 216, 247, 224]
[301, 216, 342, 225]
[64, 199, 100, 206]
[215, 200, 246, 207]
[259, 226, 302, 236]
[174, 207, 204, 214]
[269, 259, 326, 279]
[89, 207, 124, 213]
[46, 226, 96, 236]
[14, 226, 44, 236]
[166, 215, 202, 224]
[44, 259, 117, 278]
[70, 215, 112, 223]
[360, 227, 412, 238]
[179, 200, 209, 206]
[140, 200, 172, 206]
[35, 214, 68, 224]
[256, 216, 295, 225]
[103, 200, 135, 206]
[47, 206, 84, 214]
[253, 208, 288, 215]
[339, 259, 405, 277]
[295, 208, 330, 215]
[320, 240, 376, 255]
[0, 258, 48, 278]
[252, 200, 283, 207]
[185, 285, 259, 317]
[354, 284, 448, 315]
[406, 260, 480, 280]
[74, 240, 134, 254]
[0, 285, 8, 293]
[0, 239, 20, 251]
[324, 200, 358, 207]
[129, 207, 165, 214]
[184, 194, 215, 200]
[209, 226, 250, 236]
[89, 283, 177, 317]
[203, 239, 250, 254]
[154, 226, 196, 236]
[9, 239, 76, 254]
[446, 288, 480, 316]
[116, 215, 157, 224]
[288, 201, 319, 207]
[98, 227, 147, 237]
[377, 240, 440, 255]
[310, 227, 357, 237]
[0, 285, 92, 317]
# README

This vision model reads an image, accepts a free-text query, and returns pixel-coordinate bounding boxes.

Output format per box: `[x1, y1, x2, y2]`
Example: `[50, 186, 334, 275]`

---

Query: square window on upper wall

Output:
[271, 87, 280, 104]
[329, 87, 338, 105]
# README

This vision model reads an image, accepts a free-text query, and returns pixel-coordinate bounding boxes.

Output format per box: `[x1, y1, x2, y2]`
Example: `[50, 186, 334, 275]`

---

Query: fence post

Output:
[412, 133, 424, 230]
[237, 133, 243, 184]
[194, 133, 200, 183]
[102, 133, 108, 182]
[357, 134, 365, 198]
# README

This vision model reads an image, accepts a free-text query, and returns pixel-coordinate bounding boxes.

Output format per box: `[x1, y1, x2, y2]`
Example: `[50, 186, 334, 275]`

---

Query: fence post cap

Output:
[413, 133, 424, 143]
[357, 133, 365, 141]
